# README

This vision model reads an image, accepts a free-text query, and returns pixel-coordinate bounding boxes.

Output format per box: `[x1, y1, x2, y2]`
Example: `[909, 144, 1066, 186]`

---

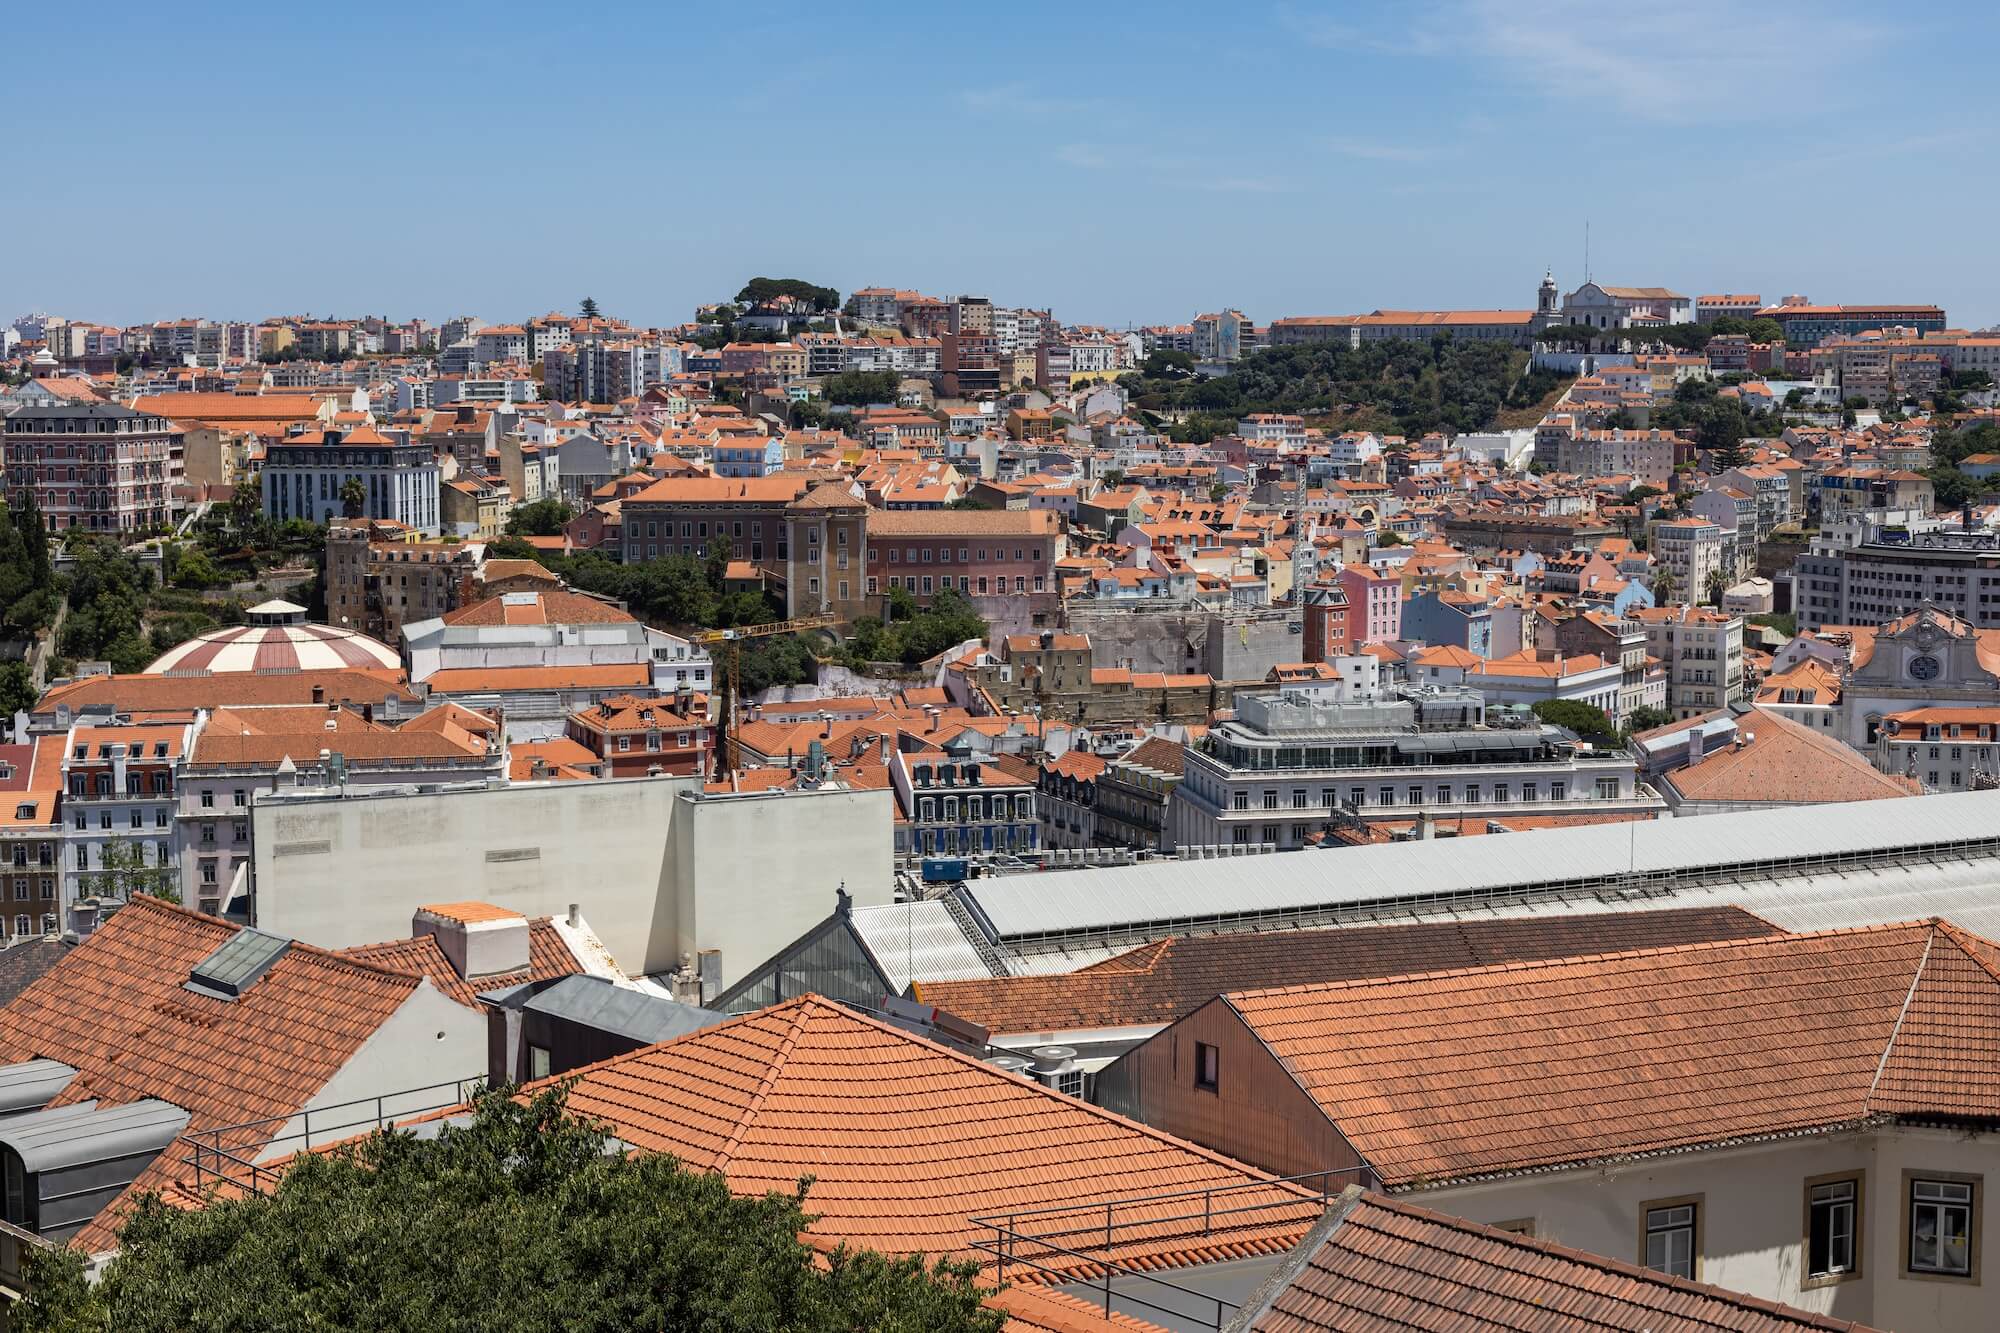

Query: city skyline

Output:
[11, 0, 1999, 328]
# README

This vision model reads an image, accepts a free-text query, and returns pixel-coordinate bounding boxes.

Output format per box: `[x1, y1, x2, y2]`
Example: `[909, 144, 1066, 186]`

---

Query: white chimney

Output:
[412, 902, 531, 980]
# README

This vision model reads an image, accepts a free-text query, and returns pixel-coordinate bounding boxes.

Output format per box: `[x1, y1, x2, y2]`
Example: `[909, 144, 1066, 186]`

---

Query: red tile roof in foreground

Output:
[0, 896, 424, 1252]
[1224, 920, 2000, 1189]
[1239, 1190, 1884, 1333]
[912, 907, 1781, 1037]
[528, 995, 1318, 1269]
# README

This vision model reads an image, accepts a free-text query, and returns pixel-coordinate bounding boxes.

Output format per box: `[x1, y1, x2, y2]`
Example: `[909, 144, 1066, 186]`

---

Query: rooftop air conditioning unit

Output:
[1030, 1045, 1078, 1089]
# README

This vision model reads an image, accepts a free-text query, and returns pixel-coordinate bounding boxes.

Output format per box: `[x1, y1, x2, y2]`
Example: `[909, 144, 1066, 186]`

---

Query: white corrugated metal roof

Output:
[959, 790, 2000, 941]
[850, 900, 994, 991]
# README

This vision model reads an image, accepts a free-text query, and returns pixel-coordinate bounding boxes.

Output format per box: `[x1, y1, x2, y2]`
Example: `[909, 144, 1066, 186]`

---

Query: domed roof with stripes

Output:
[144, 601, 401, 676]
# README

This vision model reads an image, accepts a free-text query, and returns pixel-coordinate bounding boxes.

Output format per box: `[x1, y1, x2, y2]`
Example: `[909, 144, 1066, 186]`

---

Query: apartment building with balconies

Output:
[2, 402, 178, 534]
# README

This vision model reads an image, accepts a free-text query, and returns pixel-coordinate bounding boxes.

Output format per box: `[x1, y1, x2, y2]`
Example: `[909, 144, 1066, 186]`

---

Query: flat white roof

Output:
[958, 789, 2000, 942]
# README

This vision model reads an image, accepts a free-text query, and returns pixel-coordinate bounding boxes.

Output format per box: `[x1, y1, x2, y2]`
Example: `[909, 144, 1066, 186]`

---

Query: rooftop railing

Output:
[969, 1166, 1362, 1328]
[176, 1076, 484, 1199]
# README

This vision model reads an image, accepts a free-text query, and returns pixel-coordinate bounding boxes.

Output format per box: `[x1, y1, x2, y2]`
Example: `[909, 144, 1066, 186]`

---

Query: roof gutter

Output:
[1388, 1115, 1899, 1195]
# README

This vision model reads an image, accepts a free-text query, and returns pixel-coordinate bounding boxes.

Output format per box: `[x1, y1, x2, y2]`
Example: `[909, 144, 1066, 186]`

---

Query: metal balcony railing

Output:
[176, 1076, 484, 1199]
[969, 1166, 1364, 1328]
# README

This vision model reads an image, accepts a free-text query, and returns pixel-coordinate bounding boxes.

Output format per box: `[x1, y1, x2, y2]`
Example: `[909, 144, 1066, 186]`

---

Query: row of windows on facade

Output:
[6, 914, 57, 938]
[906, 825, 1037, 854]
[1221, 778, 1620, 810]
[880, 574, 1039, 595]
[71, 841, 172, 869]
[1639, 1177, 1972, 1286]
[913, 795, 1032, 822]
[71, 773, 173, 796]
[13, 465, 162, 482]
[75, 809, 170, 832]
[611, 732, 696, 752]
[1183, 1042, 1974, 1286]
[6, 419, 167, 435]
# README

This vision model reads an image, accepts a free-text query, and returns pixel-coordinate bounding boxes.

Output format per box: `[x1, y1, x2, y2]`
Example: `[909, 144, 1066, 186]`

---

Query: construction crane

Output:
[694, 613, 837, 780]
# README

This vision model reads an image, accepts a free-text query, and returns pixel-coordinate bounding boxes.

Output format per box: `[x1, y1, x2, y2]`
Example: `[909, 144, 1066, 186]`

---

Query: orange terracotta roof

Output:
[0, 897, 425, 1252]
[443, 590, 634, 627]
[423, 664, 653, 693]
[339, 917, 583, 1010]
[1118, 736, 1185, 776]
[912, 908, 1780, 1037]
[526, 995, 1319, 1267]
[1240, 1190, 1886, 1333]
[1221, 920, 2000, 1189]
[1659, 707, 1917, 805]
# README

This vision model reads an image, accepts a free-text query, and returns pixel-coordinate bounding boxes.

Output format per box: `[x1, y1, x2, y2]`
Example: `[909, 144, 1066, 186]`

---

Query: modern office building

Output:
[1793, 513, 2000, 631]
[1170, 685, 1654, 851]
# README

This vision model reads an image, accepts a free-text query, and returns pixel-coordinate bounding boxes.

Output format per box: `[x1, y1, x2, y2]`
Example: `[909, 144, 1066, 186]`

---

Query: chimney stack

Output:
[412, 903, 530, 980]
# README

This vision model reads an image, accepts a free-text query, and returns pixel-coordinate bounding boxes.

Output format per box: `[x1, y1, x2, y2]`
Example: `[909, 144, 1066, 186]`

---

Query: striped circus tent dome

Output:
[145, 600, 401, 675]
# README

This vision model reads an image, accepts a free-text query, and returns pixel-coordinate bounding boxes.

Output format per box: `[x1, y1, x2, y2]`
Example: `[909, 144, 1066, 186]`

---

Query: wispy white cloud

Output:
[1281, 1, 1893, 125]
[1278, 4, 1448, 55]
[1456, 0, 1885, 122]
[1194, 176, 1299, 195]
[1326, 138, 1445, 163]
[1054, 143, 1111, 170]
[961, 83, 1114, 121]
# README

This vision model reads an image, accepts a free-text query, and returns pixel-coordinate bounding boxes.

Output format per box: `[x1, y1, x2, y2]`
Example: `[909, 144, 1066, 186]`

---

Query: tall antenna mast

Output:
[1584, 221, 1591, 284]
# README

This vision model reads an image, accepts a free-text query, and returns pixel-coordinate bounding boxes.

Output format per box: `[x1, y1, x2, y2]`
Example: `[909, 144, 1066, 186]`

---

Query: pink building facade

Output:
[1335, 564, 1403, 645]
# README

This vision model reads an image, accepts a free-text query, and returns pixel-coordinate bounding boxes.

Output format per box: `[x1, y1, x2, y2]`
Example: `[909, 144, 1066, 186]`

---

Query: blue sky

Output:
[11, 1, 1998, 330]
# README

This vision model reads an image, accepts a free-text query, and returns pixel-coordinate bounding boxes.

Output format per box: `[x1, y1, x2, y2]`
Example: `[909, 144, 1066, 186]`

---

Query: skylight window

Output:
[187, 929, 291, 999]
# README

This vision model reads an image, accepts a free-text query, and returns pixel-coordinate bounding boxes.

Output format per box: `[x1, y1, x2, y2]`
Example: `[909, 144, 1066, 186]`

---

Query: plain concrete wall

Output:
[251, 776, 694, 974]
[249, 775, 894, 983]
[668, 784, 895, 989]
[262, 983, 486, 1157]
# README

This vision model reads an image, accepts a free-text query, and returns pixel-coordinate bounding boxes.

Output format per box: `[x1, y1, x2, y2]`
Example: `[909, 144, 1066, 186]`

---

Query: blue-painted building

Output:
[1402, 589, 1496, 657]
[713, 436, 784, 478]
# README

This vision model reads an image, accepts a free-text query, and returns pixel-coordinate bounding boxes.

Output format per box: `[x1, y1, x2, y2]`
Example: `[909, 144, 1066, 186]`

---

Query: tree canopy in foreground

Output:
[19, 1086, 1004, 1333]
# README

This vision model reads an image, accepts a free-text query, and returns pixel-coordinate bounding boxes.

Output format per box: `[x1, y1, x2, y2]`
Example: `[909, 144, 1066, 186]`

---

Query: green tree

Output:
[0, 660, 34, 720]
[17, 1086, 1002, 1333]
[339, 477, 367, 520]
[1531, 699, 1621, 748]
[821, 370, 901, 407]
[223, 485, 263, 538]
[1704, 567, 1729, 606]
[172, 548, 222, 590]
[579, 296, 601, 319]
[86, 837, 181, 905]
[1748, 612, 1798, 638]
[59, 544, 155, 673]
[1625, 705, 1674, 734]
[504, 498, 575, 537]
[1927, 466, 1984, 511]
[735, 277, 841, 312]
[15, 492, 51, 591]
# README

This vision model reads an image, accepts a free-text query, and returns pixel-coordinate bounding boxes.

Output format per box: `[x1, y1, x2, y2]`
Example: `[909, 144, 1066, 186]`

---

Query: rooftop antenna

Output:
[1584, 221, 1591, 285]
